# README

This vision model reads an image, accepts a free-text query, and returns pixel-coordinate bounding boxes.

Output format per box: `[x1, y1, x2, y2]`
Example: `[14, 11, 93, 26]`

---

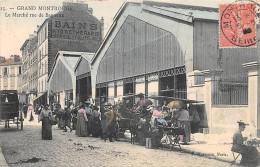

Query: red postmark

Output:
[220, 3, 256, 48]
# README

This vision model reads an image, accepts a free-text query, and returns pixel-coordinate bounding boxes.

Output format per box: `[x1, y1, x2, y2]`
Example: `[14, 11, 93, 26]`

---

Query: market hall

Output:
[89, 1, 259, 134]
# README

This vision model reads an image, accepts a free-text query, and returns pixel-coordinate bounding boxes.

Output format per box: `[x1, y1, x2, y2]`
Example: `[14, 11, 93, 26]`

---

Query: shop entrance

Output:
[124, 80, 134, 107]
[159, 67, 186, 99]
[76, 75, 92, 103]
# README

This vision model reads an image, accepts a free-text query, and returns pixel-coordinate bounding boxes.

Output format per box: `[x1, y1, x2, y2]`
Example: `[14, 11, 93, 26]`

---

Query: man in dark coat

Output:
[104, 102, 121, 142]
[23, 103, 28, 118]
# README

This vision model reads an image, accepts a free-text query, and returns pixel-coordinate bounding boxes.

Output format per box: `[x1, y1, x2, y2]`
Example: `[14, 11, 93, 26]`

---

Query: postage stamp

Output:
[219, 3, 256, 48]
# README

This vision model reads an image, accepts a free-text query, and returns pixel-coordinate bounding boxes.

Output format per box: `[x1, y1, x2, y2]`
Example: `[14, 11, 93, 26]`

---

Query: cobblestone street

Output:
[0, 119, 230, 167]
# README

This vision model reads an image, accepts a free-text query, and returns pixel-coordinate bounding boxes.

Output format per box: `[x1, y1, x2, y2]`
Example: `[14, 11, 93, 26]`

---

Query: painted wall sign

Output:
[52, 20, 101, 41]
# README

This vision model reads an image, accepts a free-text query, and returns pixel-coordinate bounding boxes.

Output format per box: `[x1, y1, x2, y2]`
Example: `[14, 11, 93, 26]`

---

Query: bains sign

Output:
[51, 20, 101, 41]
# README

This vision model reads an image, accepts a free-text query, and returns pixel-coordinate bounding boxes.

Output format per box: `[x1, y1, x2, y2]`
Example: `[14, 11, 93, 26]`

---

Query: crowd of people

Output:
[132, 100, 200, 145]
[21, 99, 260, 166]
[24, 100, 121, 143]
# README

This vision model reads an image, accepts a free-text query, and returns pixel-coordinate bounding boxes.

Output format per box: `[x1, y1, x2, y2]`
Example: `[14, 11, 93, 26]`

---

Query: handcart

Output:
[159, 126, 185, 150]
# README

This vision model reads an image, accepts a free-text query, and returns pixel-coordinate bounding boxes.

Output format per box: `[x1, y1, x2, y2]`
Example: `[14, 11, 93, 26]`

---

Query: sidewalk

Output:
[175, 133, 239, 164]
[181, 142, 235, 163]
[125, 131, 238, 164]
[0, 146, 8, 167]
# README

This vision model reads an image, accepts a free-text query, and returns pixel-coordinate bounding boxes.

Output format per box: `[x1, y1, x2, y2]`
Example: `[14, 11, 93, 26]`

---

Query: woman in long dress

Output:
[172, 101, 191, 144]
[39, 104, 52, 140]
[75, 104, 88, 137]
[28, 105, 34, 121]
[232, 121, 260, 166]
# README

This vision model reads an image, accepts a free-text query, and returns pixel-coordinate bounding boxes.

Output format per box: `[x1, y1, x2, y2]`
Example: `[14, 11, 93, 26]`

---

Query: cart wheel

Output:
[114, 122, 120, 141]
[17, 117, 19, 129]
[20, 112, 23, 130]
[20, 118, 23, 130]
[4, 120, 7, 128]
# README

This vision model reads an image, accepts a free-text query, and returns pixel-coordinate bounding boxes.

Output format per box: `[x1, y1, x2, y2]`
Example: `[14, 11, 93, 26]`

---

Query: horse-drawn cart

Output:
[0, 90, 23, 130]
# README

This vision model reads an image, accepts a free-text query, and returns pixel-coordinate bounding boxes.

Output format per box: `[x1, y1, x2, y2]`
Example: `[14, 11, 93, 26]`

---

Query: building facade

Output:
[48, 51, 83, 109]
[90, 2, 259, 135]
[0, 56, 22, 92]
[47, 51, 94, 109]
[19, 2, 104, 104]
[20, 34, 38, 104]
[75, 53, 94, 103]
[36, 2, 104, 103]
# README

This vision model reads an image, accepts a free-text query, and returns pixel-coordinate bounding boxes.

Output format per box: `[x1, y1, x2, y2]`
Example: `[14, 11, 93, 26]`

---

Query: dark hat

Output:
[237, 120, 249, 126]
[92, 105, 99, 110]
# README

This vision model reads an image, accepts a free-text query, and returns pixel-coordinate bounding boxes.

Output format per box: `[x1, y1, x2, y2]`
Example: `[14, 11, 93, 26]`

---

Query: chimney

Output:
[0, 57, 5, 63]
[88, 8, 93, 14]
[14, 55, 20, 62]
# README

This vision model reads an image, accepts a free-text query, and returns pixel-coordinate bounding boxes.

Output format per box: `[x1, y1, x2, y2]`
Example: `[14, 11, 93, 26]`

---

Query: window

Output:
[39, 50, 41, 60]
[45, 42, 48, 55]
[10, 67, 14, 75]
[45, 26, 47, 39]
[19, 66, 22, 75]
[0, 92, 18, 102]
[4, 78, 8, 88]
[45, 79, 47, 91]
[10, 78, 15, 88]
[45, 60, 47, 73]
[3, 67, 7, 76]
[42, 63, 43, 74]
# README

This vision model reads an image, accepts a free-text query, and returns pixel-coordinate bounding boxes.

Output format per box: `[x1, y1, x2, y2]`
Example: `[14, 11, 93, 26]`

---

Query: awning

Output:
[31, 93, 44, 102]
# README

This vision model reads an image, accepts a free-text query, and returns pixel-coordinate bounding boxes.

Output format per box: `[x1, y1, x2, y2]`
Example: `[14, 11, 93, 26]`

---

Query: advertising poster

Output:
[0, 0, 260, 166]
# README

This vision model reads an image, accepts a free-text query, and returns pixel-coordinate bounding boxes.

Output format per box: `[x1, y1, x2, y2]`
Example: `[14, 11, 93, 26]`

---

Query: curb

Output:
[0, 147, 8, 167]
[155, 144, 234, 164]
[180, 147, 233, 164]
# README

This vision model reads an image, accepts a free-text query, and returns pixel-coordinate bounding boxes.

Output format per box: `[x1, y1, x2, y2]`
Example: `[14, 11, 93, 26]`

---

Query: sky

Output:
[0, 0, 236, 58]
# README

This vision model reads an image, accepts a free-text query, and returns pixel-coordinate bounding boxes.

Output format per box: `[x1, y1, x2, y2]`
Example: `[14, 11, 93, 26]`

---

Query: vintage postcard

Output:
[0, 0, 260, 166]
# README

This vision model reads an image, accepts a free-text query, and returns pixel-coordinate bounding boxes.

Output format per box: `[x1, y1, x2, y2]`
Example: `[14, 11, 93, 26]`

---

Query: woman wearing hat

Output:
[85, 100, 93, 136]
[38, 104, 52, 140]
[232, 120, 259, 166]
[171, 101, 191, 144]
[75, 103, 88, 137]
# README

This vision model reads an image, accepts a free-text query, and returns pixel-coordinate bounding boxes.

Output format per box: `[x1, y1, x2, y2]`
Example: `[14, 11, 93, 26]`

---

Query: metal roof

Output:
[63, 56, 80, 70]
[74, 52, 94, 72]
[155, 6, 218, 21]
[47, 51, 82, 82]
[81, 52, 95, 63]
[91, 1, 219, 64]
[143, 1, 218, 21]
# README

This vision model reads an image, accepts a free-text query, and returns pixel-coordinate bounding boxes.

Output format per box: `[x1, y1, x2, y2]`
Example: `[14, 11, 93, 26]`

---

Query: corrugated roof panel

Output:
[157, 6, 218, 20]
[63, 56, 80, 70]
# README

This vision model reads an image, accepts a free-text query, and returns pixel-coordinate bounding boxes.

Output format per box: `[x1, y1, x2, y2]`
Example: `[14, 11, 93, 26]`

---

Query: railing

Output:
[175, 89, 187, 99]
[194, 75, 205, 85]
[212, 75, 248, 105]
